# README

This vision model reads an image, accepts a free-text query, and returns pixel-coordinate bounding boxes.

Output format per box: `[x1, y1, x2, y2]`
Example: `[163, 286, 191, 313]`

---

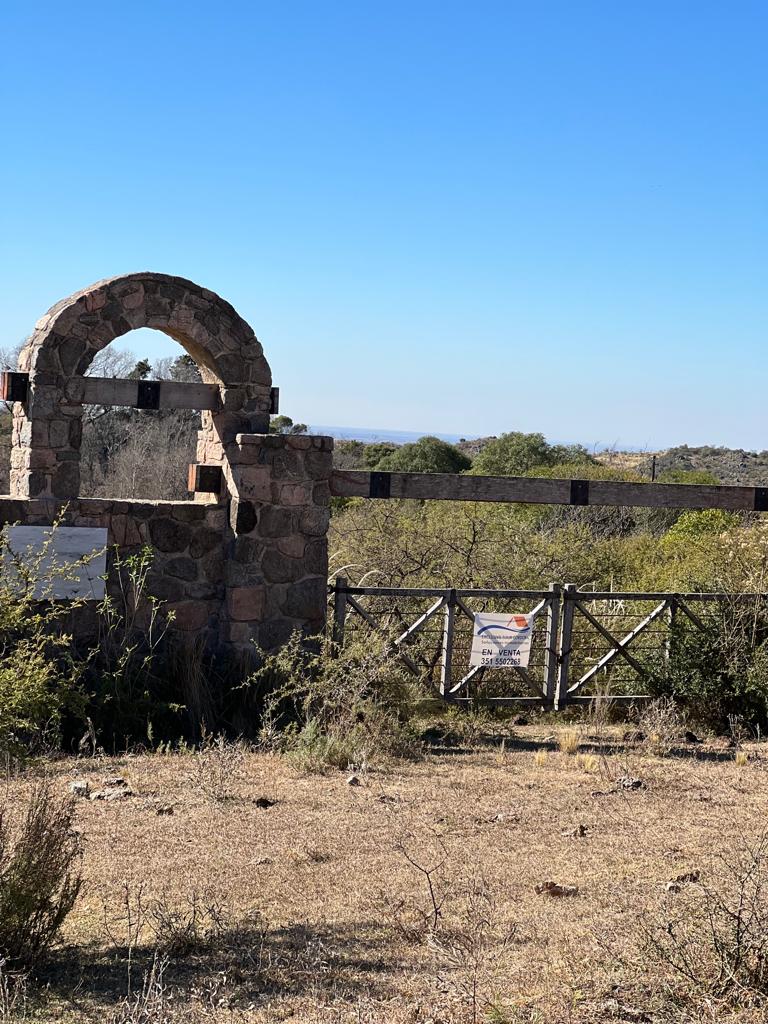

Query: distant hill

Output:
[597, 446, 768, 486]
[457, 437, 768, 486]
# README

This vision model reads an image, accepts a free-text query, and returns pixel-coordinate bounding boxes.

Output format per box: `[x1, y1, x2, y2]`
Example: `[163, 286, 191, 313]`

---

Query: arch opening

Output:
[8, 272, 273, 501]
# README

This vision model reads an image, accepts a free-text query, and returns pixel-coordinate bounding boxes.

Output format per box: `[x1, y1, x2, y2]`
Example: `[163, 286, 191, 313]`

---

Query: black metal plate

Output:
[370, 472, 392, 498]
[135, 379, 161, 410]
[570, 479, 590, 506]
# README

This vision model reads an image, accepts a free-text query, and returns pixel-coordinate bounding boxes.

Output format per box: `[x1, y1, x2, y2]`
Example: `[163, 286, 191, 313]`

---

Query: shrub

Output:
[646, 829, 768, 1006]
[374, 436, 471, 474]
[470, 432, 594, 476]
[190, 730, 246, 802]
[652, 611, 768, 732]
[0, 782, 82, 965]
[0, 525, 84, 755]
[638, 697, 684, 755]
[248, 633, 422, 771]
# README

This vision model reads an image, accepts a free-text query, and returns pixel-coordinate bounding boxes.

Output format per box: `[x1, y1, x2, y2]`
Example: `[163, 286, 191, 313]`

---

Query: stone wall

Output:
[0, 496, 229, 644]
[0, 429, 333, 654]
[224, 432, 333, 649]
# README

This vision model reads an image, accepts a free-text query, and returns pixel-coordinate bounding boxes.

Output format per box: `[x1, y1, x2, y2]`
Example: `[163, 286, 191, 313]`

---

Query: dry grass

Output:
[557, 729, 581, 755]
[5, 724, 768, 1022]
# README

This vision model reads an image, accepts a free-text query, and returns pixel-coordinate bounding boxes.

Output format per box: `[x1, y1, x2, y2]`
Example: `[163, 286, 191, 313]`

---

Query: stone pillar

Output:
[10, 347, 85, 499]
[223, 433, 333, 651]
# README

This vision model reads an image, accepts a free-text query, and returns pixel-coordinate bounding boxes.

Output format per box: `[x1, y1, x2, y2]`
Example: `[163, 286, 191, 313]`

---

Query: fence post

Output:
[440, 588, 457, 698]
[556, 584, 577, 710]
[544, 583, 561, 703]
[664, 597, 677, 671]
[331, 576, 348, 656]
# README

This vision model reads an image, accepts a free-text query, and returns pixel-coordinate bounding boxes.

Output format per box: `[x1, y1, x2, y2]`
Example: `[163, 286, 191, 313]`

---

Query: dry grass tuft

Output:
[0, 781, 82, 966]
[0, 962, 26, 1022]
[557, 729, 580, 755]
[533, 749, 549, 767]
[736, 750, 749, 767]
[576, 753, 599, 773]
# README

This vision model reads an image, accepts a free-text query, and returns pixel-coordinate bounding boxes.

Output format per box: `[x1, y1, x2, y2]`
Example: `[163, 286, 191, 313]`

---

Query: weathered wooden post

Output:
[440, 588, 457, 697]
[544, 583, 561, 704]
[556, 583, 577, 709]
[664, 597, 677, 671]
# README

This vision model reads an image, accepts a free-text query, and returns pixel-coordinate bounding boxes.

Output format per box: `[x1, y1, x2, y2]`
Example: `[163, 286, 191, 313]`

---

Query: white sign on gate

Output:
[469, 611, 537, 669]
[3, 526, 108, 600]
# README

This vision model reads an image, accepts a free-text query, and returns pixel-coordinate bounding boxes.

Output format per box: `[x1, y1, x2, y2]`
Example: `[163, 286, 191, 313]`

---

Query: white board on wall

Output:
[2, 526, 108, 600]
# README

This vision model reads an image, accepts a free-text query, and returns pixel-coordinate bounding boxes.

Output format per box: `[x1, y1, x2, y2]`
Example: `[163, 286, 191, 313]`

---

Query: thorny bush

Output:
[645, 828, 768, 1008]
[0, 782, 82, 966]
[247, 632, 423, 771]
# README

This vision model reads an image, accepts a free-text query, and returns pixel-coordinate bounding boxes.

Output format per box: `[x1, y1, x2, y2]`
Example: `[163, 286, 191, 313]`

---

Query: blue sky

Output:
[1, 1, 766, 449]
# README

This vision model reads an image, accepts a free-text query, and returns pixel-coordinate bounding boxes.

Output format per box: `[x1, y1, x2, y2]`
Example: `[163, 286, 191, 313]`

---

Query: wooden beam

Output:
[330, 470, 768, 513]
[3, 371, 223, 410]
[187, 464, 223, 494]
[76, 376, 220, 410]
[1, 371, 29, 403]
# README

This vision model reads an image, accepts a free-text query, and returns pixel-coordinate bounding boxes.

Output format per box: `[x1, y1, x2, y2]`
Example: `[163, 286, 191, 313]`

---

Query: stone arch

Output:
[11, 272, 273, 499]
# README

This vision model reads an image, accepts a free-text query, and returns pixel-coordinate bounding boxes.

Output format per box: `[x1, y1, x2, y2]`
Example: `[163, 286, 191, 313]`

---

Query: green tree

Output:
[470, 432, 594, 476]
[168, 353, 201, 383]
[373, 436, 471, 474]
[363, 442, 397, 468]
[128, 358, 152, 380]
[270, 414, 308, 435]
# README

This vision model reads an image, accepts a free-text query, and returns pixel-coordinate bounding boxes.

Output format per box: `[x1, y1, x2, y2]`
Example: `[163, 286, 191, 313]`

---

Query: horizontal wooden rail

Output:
[330, 470, 768, 512]
[328, 583, 551, 599]
[4, 372, 280, 414]
[70, 376, 220, 410]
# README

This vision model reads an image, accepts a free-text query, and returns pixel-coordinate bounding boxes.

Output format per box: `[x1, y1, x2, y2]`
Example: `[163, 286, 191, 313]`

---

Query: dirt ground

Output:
[6, 722, 768, 1023]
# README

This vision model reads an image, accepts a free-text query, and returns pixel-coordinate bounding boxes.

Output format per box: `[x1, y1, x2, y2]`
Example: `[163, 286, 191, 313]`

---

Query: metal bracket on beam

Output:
[187, 464, 223, 494]
[0, 371, 30, 403]
[570, 479, 590, 505]
[135, 380, 161, 410]
[369, 472, 392, 498]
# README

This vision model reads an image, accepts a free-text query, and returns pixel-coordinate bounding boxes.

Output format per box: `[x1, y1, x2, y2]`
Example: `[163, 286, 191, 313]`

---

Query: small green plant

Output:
[0, 522, 85, 755]
[0, 782, 83, 966]
[88, 546, 181, 747]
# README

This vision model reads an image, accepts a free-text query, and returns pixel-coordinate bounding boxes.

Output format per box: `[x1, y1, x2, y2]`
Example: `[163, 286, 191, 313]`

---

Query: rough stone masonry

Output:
[1, 272, 333, 654]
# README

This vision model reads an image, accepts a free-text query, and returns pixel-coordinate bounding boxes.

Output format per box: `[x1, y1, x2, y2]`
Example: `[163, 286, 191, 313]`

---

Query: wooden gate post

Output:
[331, 576, 348, 656]
[664, 597, 677, 671]
[556, 584, 577, 710]
[440, 588, 457, 698]
[544, 583, 561, 703]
